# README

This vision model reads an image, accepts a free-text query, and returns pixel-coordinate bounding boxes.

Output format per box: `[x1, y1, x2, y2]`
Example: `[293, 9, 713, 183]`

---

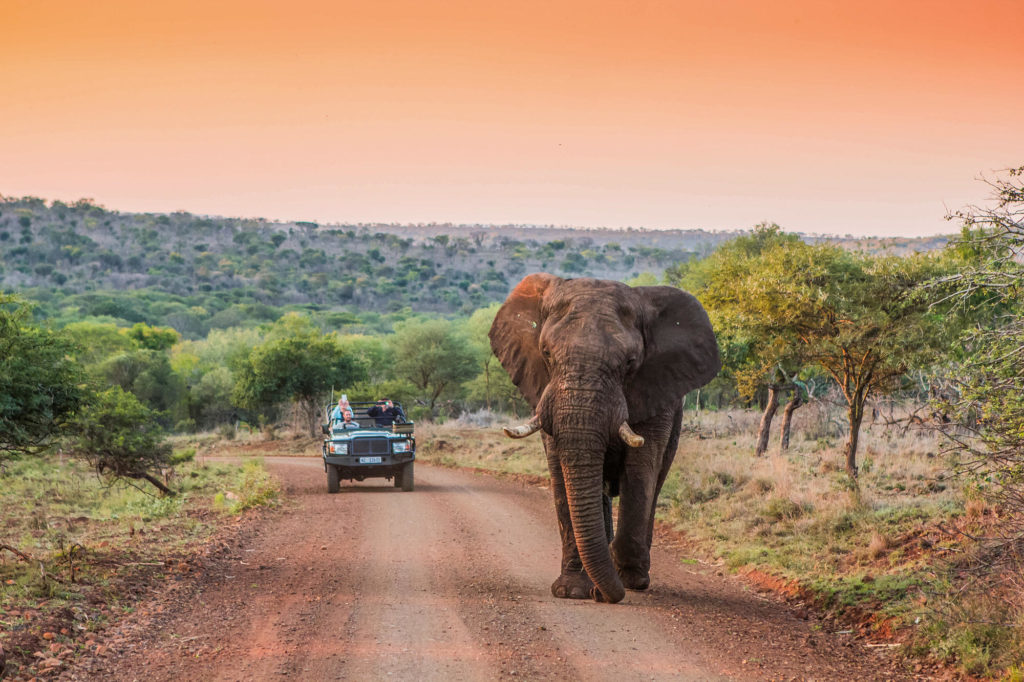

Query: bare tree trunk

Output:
[755, 385, 780, 457]
[779, 390, 804, 451]
[484, 362, 492, 412]
[845, 401, 865, 478]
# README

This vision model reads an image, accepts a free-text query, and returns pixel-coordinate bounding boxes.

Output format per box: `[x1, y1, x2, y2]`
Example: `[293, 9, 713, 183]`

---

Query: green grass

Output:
[0, 449, 278, 678]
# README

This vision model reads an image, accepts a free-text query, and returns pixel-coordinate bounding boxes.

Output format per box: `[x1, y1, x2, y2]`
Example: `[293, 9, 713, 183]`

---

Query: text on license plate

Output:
[359, 456, 382, 464]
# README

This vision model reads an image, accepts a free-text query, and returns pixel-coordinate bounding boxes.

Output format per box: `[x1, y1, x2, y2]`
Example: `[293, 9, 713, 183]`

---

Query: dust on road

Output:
[72, 456, 910, 681]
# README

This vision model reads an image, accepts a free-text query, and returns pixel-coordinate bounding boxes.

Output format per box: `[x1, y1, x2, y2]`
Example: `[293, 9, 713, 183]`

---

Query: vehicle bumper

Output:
[323, 453, 415, 469]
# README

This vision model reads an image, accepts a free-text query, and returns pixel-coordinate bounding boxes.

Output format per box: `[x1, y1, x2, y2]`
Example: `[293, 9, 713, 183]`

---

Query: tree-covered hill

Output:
[0, 195, 947, 335]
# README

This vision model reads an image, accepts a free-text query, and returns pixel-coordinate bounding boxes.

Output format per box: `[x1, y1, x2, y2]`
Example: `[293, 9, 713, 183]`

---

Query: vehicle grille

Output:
[352, 438, 390, 456]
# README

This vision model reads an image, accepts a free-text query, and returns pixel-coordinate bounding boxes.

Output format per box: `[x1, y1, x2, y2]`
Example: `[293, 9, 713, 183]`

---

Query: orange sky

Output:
[2, 0, 1022, 236]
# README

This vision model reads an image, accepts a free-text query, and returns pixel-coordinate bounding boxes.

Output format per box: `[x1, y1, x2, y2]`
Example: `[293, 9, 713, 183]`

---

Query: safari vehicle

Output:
[321, 401, 416, 492]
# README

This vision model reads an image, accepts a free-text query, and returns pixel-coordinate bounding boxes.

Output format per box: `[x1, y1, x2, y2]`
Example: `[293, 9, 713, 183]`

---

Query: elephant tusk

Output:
[503, 415, 542, 439]
[619, 422, 645, 448]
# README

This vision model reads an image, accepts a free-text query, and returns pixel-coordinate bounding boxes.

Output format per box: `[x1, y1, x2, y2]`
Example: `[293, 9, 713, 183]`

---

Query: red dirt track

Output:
[68, 456, 914, 681]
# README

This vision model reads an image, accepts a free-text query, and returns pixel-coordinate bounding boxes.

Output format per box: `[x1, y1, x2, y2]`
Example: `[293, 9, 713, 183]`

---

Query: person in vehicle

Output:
[367, 399, 402, 426]
[331, 395, 354, 424]
[337, 412, 360, 430]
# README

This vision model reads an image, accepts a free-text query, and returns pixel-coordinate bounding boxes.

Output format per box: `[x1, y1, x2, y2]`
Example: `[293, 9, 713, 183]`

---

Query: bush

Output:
[175, 418, 197, 433]
[225, 459, 279, 513]
[72, 386, 174, 495]
[169, 448, 196, 465]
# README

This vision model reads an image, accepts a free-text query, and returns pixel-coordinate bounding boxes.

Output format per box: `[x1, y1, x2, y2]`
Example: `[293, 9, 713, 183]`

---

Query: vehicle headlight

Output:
[330, 442, 348, 455]
[392, 440, 410, 453]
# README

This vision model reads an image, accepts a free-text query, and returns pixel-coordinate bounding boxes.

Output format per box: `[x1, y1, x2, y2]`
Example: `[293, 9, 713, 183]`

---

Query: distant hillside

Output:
[0, 196, 948, 335]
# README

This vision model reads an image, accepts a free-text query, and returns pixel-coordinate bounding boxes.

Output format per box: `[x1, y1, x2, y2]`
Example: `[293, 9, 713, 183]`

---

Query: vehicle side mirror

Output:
[321, 424, 330, 435]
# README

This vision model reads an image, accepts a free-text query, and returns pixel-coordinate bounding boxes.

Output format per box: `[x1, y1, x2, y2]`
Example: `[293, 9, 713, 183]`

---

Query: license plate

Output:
[359, 456, 382, 464]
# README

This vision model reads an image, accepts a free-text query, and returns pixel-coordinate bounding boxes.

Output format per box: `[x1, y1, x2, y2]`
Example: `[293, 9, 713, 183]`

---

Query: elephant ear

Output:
[625, 286, 721, 423]
[489, 273, 561, 409]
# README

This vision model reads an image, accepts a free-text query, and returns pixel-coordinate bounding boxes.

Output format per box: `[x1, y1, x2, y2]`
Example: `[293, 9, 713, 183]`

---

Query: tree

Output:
[935, 167, 1024, 530]
[62, 320, 136, 365]
[463, 304, 501, 411]
[94, 349, 188, 427]
[232, 315, 364, 436]
[687, 236, 954, 476]
[122, 322, 180, 351]
[388, 319, 478, 414]
[73, 386, 175, 495]
[0, 295, 86, 460]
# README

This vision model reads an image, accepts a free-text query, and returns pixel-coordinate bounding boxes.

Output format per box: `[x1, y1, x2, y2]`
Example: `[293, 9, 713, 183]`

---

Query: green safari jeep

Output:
[321, 401, 416, 492]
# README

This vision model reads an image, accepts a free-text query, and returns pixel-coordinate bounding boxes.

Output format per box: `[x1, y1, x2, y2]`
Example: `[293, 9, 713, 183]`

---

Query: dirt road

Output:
[73, 457, 911, 681]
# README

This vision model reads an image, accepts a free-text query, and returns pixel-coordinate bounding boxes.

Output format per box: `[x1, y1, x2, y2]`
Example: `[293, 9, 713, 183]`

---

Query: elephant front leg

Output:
[610, 456, 656, 590]
[610, 411, 682, 591]
[544, 437, 595, 599]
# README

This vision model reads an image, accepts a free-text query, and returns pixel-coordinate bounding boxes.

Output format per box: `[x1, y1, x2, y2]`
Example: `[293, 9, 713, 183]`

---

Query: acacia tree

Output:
[688, 236, 953, 476]
[0, 295, 85, 461]
[233, 315, 364, 436]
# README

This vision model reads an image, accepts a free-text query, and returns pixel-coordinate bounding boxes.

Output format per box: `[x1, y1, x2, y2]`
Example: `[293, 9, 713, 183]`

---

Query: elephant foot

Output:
[551, 570, 594, 599]
[618, 566, 650, 591]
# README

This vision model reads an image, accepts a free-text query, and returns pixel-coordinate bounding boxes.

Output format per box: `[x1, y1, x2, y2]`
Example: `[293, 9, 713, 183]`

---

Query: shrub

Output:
[72, 386, 174, 495]
[763, 496, 808, 521]
[227, 459, 280, 513]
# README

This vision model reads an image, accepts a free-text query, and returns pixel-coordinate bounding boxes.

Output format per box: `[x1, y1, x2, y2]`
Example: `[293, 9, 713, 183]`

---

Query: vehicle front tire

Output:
[327, 465, 340, 493]
[401, 462, 414, 492]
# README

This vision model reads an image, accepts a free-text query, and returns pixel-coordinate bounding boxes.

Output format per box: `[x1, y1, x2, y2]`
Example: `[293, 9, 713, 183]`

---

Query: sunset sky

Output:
[3, 0, 1022, 237]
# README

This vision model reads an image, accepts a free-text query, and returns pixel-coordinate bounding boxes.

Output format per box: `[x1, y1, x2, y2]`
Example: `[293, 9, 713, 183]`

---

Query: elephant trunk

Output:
[561, 452, 626, 603]
[551, 383, 627, 603]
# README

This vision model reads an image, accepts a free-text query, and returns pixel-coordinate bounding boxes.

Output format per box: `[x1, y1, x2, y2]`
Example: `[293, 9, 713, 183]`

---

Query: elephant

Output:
[489, 273, 720, 603]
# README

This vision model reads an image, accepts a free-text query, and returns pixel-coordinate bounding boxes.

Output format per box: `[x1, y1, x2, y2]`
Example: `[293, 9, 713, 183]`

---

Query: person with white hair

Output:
[331, 394, 354, 423]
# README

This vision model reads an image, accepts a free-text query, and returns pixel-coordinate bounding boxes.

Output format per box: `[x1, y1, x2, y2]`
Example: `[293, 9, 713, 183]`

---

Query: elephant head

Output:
[489, 273, 720, 602]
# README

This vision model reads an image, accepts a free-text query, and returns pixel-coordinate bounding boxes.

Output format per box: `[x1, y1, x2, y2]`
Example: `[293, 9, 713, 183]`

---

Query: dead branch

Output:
[0, 543, 32, 562]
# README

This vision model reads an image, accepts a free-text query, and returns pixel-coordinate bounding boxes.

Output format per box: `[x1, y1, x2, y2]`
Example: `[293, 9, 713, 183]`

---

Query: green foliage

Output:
[680, 225, 958, 474]
[123, 322, 180, 350]
[190, 367, 236, 429]
[0, 295, 86, 460]
[63, 320, 137, 365]
[460, 303, 530, 416]
[388, 318, 479, 412]
[232, 314, 364, 434]
[937, 167, 1024, 587]
[223, 459, 280, 513]
[169, 448, 196, 465]
[72, 386, 173, 493]
[94, 349, 188, 426]
[344, 379, 418, 406]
